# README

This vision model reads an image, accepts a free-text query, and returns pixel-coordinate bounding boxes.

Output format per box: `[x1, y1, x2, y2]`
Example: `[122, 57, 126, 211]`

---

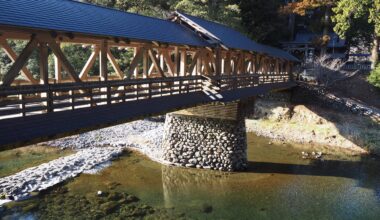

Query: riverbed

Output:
[1, 134, 380, 219]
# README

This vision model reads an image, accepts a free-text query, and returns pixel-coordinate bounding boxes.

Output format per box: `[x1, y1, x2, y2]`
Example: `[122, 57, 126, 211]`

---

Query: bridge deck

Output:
[0, 81, 294, 150]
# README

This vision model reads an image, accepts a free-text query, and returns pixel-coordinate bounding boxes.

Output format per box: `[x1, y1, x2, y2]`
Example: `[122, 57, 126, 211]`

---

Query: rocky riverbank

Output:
[248, 97, 380, 155]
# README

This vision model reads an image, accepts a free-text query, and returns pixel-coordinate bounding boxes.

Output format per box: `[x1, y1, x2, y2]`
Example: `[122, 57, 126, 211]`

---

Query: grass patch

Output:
[0, 145, 73, 178]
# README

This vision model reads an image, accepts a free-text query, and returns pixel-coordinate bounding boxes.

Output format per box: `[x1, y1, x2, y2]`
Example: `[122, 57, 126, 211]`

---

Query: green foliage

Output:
[368, 64, 380, 88]
[0, 40, 40, 81]
[332, 0, 380, 39]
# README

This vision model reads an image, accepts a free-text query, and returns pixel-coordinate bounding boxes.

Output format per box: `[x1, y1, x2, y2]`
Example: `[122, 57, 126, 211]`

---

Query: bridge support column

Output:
[163, 101, 252, 171]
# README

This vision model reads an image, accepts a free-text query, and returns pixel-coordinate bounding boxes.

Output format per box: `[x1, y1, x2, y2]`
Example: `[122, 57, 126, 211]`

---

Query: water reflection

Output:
[162, 166, 233, 208]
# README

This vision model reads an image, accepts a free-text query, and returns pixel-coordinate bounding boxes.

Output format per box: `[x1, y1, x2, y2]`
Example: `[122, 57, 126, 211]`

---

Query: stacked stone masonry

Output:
[162, 113, 247, 172]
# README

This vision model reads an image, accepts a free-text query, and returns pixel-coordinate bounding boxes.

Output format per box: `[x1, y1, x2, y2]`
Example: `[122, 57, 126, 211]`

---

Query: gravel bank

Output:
[0, 147, 124, 201]
[0, 119, 165, 204]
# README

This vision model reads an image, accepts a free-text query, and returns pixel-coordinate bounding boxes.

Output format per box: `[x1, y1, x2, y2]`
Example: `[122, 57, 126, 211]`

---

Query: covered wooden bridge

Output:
[0, 0, 298, 150]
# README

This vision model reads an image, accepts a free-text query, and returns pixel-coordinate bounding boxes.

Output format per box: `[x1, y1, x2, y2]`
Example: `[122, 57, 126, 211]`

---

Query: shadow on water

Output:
[246, 157, 380, 201]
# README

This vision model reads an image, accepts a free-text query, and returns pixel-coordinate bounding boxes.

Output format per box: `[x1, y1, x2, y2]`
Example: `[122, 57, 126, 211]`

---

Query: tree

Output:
[332, 0, 380, 69]
[240, 0, 289, 45]
[368, 64, 380, 88]
[284, 0, 337, 55]
[170, 0, 242, 30]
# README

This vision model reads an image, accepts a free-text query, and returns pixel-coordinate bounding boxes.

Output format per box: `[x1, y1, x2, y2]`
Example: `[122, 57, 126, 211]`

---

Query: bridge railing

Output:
[0, 76, 203, 119]
[215, 73, 290, 91]
[0, 73, 290, 120]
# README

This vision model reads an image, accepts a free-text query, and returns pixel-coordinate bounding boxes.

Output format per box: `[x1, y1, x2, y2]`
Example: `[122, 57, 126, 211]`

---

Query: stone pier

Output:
[162, 100, 254, 171]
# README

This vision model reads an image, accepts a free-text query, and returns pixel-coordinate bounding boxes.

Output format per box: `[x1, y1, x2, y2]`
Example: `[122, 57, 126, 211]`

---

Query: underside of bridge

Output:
[0, 0, 298, 151]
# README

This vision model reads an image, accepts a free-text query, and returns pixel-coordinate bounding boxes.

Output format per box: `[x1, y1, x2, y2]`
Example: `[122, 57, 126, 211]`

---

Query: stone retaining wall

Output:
[162, 114, 247, 171]
[292, 84, 380, 123]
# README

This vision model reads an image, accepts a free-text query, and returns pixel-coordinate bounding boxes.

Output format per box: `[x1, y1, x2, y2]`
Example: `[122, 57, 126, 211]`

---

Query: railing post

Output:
[19, 94, 26, 117]
[149, 82, 152, 99]
[47, 86, 53, 113]
[70, 90, 74, 110]
[179, 80, 182, 94]
[107, 84, 111, 105]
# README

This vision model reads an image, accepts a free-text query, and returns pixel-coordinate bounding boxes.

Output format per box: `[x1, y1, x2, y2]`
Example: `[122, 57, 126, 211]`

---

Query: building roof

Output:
[173, 12, 299, 62]
[0, 0, 209, 47]
[283, 31, 346, 48]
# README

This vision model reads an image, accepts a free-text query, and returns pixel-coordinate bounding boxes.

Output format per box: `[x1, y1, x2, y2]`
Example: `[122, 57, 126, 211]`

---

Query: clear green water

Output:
[2, 134, 380, 219]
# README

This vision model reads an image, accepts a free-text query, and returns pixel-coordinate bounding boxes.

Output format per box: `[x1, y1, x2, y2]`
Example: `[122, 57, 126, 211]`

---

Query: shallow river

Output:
[2, 134, 380, 219]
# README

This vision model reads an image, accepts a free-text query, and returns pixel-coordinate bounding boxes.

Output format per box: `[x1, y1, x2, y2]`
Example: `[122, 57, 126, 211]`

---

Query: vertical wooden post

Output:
[180, 49, 187, 76]
[174, 46, 180, 77]
[134, 47, 140, 78]
[159, 52, 164, 72]
[142, 48, 148, 78]
[275, 59, 280, 75]
[255, 54, 260, 74]
[225, 51, 231, 75]
[196, 50, 203, 75]
[39, 43, 49, 85]
[99, 40, 108, 81]
[54, 56, 61, 83]
[215, 47, 221, 76]
[54, 43, 62, 83]
[99, 40, 109, 104]
[39, 42, 53, 113]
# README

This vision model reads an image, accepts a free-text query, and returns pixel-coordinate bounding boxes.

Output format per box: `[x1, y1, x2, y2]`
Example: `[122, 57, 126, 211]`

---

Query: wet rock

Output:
[21, 203, 39, 212]
[100, 201, 119, 214]
[201, 203, 213, 213]
[125, 195, 139, 203]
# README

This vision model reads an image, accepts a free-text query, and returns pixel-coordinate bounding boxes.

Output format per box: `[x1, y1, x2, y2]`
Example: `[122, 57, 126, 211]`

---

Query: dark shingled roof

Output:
[0, 0, 209, 47]
[174, 12, 299, 62]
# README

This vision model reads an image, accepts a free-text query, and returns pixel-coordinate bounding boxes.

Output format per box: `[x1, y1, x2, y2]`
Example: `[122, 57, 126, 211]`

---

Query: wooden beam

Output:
[202, 52, 212, 75]
[161, 50, 175, 76]
[107, 48, 124, 79]
[0, 38, 38, 84]
[45, 36, 81, 83]
[188, 50, 201, 76]
[148, 49, 165, 77]
[1, 36, 38, 86]
[79, 46, 99, 80]
[99, 40, 108, 81]
[126, 47, 143, 79]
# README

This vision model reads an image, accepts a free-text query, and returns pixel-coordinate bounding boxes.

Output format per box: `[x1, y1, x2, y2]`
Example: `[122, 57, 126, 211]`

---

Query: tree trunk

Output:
[321, 6, 331, 56]
[371, 36, 379, 69]
[288, 0, 296, 41]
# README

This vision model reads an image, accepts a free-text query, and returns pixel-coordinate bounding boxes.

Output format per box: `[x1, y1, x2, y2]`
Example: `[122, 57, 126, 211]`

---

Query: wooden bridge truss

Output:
[0, 26, 293, 121]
